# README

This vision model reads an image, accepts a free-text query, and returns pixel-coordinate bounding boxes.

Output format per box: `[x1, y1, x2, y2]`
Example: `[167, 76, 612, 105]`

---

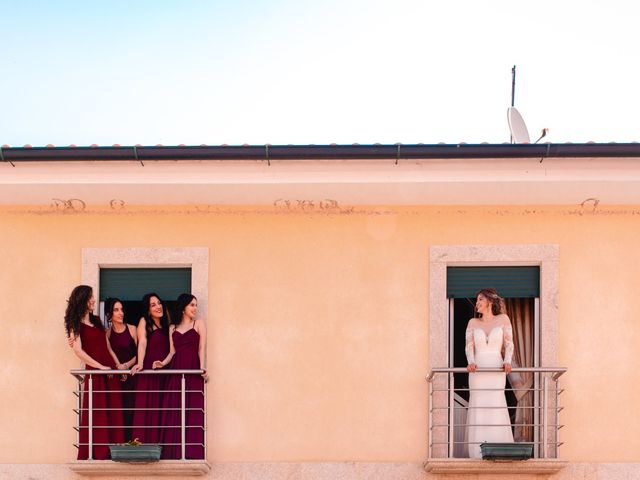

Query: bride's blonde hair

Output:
[476, 288, 506, 316]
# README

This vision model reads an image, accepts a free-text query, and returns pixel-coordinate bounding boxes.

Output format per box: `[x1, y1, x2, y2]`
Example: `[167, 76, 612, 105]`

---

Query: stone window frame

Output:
[429, 243, 559, 371]
[426, 244, 562, 472]
[82, 247, 209, 321]
[71, 247, 211, 477]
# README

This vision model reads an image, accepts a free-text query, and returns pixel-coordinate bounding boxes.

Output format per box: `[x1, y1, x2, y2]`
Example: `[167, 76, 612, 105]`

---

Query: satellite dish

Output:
[507, 107, 530, 143]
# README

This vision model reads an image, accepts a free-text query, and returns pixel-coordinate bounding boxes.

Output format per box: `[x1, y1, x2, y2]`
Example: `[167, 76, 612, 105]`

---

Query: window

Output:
[447, 266, 540, 457]
[81, 247, 209, 323]
[70, 247, 211, 476]
[99, 267, 192, 325]
[428, 245, 558, 372]
[426, 244, 565, 474]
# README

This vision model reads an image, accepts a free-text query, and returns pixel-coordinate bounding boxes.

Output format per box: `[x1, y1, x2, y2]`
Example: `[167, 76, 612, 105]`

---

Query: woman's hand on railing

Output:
[116, 363, 129, 381]
[467, 363, 477, 373]
[97, 364, 115, 379]
[152, 360, 165, 370]
[503, 362, 512, 374]
[130, 364, 143, 375]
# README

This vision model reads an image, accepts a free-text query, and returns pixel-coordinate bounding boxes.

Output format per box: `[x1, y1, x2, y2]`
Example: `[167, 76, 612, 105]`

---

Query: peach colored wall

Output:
[0, 204, 639, 465]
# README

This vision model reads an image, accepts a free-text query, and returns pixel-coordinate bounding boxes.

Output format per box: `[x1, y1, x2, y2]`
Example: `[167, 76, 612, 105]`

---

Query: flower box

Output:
[480, 442, 534, 460]
[109, 444, 162, 462]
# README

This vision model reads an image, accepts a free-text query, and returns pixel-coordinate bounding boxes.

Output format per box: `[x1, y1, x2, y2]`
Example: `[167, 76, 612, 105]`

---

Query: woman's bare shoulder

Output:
[497, 313, 512, 324]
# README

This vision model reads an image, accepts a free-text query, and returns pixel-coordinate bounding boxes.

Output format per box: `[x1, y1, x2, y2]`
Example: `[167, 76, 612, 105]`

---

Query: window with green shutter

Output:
[447, 266, 540, 299]
[99, 268, 192, 325]
[448, 265, 539, 416]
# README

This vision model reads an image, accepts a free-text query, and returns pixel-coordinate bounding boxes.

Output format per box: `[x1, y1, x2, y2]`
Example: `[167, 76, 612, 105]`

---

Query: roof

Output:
[2, 142, 640, 163]
[2, 143, 640, 206]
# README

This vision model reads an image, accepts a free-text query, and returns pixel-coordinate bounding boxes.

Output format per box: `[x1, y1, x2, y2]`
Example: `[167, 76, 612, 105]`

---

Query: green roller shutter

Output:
[447, 266, 539, 298]
[99, 268, 192, 301]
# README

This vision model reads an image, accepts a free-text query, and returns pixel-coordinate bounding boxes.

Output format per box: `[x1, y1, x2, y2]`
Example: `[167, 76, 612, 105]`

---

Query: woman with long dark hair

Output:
[104, 297, 137, 440]
[130, 292, 170, 444]
[465, 288, 514, 458]
[157, 293, 208, 459]
[65, 285, 124, 460]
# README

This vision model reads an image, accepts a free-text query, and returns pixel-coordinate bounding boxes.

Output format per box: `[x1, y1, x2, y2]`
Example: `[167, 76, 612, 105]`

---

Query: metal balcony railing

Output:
[71, 369, 206, 461]
[426, 367, 566, 459]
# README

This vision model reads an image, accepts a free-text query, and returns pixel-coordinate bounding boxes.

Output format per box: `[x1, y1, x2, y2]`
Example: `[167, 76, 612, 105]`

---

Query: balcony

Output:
[425, 367, 567, 475]
[67, 369, 210, 477]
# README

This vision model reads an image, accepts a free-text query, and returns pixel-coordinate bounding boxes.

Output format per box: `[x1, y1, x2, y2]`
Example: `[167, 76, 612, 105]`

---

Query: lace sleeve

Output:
[503, 321, 514, 364]
[465, 327, 475, 365]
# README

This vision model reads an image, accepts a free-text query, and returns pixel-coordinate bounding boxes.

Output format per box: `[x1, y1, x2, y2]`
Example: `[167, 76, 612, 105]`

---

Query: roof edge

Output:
[2, 143, 640, 162]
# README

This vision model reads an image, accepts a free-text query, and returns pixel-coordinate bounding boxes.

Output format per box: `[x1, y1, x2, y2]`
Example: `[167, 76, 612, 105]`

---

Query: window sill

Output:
[423, 458, 567, 475]
[67, 460, 211, 477]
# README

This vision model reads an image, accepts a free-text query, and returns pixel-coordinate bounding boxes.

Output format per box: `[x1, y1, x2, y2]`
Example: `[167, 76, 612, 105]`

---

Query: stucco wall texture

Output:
[0, 204, 638, 468]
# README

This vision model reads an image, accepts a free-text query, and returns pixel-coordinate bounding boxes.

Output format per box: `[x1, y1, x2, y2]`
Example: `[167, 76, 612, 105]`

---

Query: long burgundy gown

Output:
[161, 326, 205, 459]
[77, 323, 125, 460]
[131, 327, 169, 444]
[108, 325, 137, 440]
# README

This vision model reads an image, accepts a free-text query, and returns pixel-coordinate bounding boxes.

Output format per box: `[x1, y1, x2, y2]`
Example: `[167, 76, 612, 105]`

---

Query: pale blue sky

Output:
[1, 0, 638, 146]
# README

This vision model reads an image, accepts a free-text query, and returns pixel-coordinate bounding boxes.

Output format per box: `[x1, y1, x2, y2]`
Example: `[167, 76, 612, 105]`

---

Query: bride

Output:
[465, 288, 515, 458]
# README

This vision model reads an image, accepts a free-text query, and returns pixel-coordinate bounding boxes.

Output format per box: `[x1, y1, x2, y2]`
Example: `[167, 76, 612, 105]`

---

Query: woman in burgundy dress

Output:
[156, 293, 208, 459]
[65, 285, 124, 460]
[130, 293, 170, 444]
[105, 298, 138, 440]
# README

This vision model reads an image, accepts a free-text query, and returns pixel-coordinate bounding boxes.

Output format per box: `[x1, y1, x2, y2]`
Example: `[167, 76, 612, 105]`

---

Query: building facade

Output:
[0, 144, 638, 479]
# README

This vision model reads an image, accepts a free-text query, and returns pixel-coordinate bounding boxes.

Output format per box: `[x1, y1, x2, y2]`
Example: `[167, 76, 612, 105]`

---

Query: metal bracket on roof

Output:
[395, 144, 400, 165]
[133, 145, 144, 166]
[540, 143, 551, 163]
[0, 146, 15, 167]
[265, 144, 270, 166]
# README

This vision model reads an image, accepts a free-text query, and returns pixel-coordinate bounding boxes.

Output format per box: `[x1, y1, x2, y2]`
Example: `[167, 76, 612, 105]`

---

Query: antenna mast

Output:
[510, 65, 516, 143]
[511, 65, 516, 107]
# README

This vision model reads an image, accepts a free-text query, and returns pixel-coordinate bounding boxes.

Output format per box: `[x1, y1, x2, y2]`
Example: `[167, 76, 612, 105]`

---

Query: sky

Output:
[1, 0, 638, 146]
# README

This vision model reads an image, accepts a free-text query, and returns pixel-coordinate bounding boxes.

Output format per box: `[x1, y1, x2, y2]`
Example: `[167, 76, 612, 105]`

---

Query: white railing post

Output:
[428, 378, 433, 458]
[555, 377, 560, 458]
[448, 372, 454, 458]
[534, 371, 540, 458]
[181, 374, 186, 460]
[88, 374, 93, 460]
[76, 380, 81, 453]
[542, 375, 548, 458]
[203, 371, 207, 457]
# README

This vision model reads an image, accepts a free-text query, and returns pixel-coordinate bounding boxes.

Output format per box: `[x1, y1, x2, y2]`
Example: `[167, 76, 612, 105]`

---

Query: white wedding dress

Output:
[465, 323, 515, 458]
